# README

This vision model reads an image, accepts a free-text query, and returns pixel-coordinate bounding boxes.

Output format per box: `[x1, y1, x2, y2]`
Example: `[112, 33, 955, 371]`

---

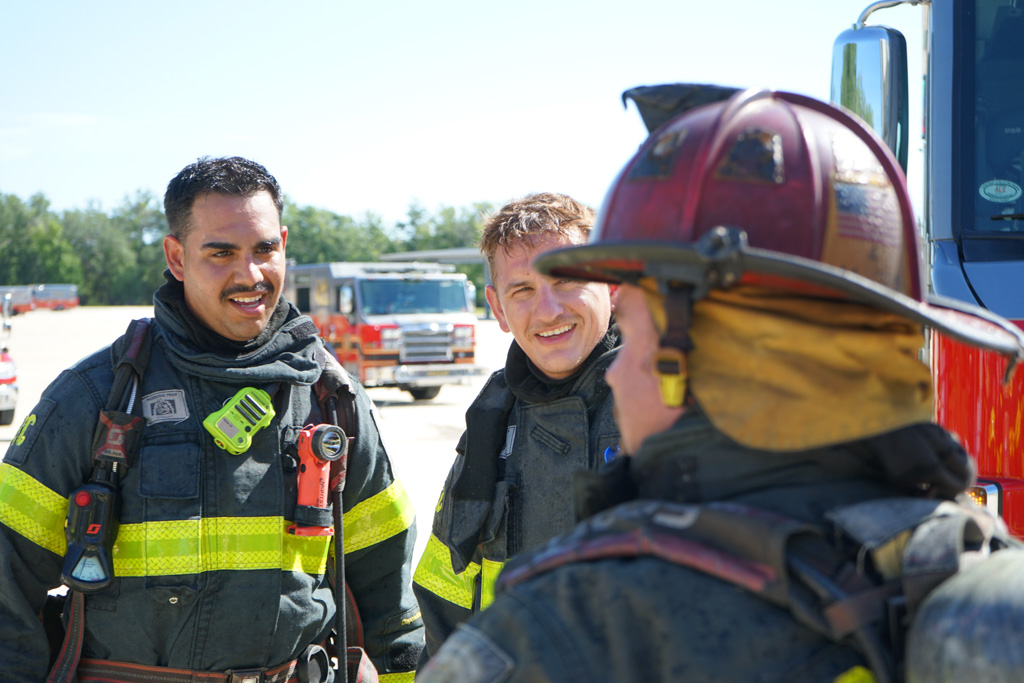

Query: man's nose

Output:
[236, 253, 265, 286]
[534, 283, 565, 320]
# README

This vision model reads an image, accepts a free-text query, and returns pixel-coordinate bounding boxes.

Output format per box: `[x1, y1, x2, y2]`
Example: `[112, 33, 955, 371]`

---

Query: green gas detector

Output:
[203, 387, 275, 455]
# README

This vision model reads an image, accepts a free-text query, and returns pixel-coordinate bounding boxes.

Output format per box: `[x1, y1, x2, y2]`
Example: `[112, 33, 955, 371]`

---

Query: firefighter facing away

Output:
[0, 157, 423, 682]
[418, 90, 1024, 682]
[412, 192, 619, 664]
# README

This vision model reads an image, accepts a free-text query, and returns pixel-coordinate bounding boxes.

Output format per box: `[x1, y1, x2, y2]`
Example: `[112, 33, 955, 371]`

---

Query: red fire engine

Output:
[285, 262, 484, 401]
[833, 0, 1024, 536]
[32, 284, 79, 310]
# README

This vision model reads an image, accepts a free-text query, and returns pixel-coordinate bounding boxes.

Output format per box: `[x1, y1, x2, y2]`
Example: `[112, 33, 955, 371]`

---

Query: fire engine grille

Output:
[400, 325, 454, 363]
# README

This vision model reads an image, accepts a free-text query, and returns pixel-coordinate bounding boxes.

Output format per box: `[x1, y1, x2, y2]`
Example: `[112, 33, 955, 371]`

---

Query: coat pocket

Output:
[133, 434, 202, 593]
[138, 436, 200, 499]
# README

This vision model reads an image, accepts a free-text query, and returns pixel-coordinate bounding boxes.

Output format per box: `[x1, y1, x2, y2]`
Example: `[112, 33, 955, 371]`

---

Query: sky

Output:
[1, 1, 927, 225]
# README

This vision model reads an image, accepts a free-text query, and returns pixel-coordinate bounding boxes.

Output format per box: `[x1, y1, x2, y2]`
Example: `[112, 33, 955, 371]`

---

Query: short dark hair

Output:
[163, 156, 284, 240]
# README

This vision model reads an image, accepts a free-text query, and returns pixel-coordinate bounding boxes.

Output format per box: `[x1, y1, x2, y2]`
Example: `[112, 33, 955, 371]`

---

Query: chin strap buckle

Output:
[655, 347, 687, 408]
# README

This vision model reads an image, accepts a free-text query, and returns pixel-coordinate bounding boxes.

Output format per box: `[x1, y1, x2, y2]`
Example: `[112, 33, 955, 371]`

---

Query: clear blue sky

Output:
[1, 1, 926, 224]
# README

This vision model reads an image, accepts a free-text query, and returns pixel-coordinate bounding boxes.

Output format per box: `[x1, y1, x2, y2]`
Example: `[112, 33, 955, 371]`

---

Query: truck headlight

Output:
[453, 325, 474, 345]
[381, 327, 402, 350]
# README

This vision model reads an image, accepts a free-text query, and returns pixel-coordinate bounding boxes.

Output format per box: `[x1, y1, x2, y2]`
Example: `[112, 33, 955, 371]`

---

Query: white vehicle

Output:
[0, 293, 18, 425]
[286, 262, 484, 400]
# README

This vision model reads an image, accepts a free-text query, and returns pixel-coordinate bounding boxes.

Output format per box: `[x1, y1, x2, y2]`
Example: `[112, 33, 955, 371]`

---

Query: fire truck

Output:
[832, 0, 1024, 536]
[285, 261, 484, 400]
[0, 286, 36, 315]
[0, 293, 17, 426]
[32, 283, 79, 310]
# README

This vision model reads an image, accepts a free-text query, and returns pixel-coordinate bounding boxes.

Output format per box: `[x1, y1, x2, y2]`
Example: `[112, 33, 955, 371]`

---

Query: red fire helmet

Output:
[536, 88, 1024, 358]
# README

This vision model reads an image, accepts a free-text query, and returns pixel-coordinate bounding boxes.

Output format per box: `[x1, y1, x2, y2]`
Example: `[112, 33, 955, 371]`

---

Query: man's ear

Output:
[164, 235, 185, 282]
[280, 225, 288, 250]
[609, 284, 619, 311]
[484, 285, 511, 334]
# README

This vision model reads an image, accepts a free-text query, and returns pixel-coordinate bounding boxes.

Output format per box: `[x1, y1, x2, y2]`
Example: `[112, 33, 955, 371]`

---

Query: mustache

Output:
[221, 281, 274, 301]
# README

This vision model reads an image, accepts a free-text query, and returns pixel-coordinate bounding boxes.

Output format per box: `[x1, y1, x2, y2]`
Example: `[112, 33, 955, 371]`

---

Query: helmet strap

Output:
[655, 283, 693, 408]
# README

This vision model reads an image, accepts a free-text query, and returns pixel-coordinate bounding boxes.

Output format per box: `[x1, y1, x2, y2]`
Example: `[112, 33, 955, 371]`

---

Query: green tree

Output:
[0, 193, 42, 284]
[283, 201, 397, 264]
[61, 203, 138, 305]
[110, 191, 166, 304]
[396, 201, 491, 306]
[0, 192, 81, 286]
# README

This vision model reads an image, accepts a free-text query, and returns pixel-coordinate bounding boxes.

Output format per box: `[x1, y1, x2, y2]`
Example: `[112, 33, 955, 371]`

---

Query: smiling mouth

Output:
[537, 323, 575, 338]
[228, 293, 266, 310]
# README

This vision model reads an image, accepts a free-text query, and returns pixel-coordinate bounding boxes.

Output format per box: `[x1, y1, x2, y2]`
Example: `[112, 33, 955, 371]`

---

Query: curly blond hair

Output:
[479, 192, 594, 278]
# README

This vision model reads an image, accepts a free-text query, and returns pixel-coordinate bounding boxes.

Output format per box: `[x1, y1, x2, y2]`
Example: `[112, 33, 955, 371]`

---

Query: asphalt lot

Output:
[0, 306, 511, 565]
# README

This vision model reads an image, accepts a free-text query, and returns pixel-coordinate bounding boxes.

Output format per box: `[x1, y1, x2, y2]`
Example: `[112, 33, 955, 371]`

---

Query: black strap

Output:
[45, 591, 84, 683]
[48, 320, 152, 683]
[312, 347, 359, 683]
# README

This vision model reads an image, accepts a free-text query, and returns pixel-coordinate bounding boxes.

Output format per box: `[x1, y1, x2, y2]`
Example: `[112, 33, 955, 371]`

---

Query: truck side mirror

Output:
[831, 24, 909, 171]
[338, 285, 354, 316]
[1, 294, 11, 336]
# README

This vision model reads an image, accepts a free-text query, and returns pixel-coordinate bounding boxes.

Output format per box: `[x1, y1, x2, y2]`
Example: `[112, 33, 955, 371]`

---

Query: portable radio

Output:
[62, 479, 119, 592]
[203, 387, 275, 455]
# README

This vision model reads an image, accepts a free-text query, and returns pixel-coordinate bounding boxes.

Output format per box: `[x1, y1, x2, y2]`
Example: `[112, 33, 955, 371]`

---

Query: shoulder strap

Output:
[312, 346, 357, 493]
[312, 344, 364, 683]
[498, 499, 903, 683]
[91, 318, 152, 468]
[48, 319, 153, 683]
[499, 500, 812, 605]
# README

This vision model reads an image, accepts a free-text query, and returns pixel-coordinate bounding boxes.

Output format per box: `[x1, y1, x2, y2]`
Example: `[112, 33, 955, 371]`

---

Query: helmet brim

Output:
[536, 241, 1024, 360]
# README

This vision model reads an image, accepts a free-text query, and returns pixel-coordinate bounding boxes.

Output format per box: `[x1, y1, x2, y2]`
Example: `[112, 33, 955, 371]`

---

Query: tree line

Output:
[0, 190, 492, 306]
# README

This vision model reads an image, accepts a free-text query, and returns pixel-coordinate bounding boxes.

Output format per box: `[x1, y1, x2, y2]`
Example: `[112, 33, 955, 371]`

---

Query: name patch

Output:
[142, 390, 189, 425]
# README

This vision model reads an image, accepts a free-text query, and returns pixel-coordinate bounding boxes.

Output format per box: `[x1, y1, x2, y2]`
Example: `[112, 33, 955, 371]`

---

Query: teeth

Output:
[538, 324, 573, 338]
[231, 295, 262, 304]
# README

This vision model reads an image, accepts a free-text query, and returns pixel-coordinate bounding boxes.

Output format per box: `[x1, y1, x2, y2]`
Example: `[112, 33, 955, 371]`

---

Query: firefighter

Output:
[418, 90, 1024, 682]
[412, 192, 619, 663]
[0, 157, 423, 682]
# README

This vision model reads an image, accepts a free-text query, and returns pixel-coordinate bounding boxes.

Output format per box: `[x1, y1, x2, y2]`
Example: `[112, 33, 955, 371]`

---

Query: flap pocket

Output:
[529, 425, 570, 456]
[138, 437, 200, 499]
[481, 480, 514, 549]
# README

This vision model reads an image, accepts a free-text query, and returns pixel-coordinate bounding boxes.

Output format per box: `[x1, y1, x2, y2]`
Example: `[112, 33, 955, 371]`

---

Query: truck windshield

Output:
[968, 0, 1024, 235]
[359, 279, 470, 315]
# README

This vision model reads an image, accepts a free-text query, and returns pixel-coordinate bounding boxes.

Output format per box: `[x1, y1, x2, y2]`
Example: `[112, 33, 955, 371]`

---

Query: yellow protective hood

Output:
[685, 286, 933, 452]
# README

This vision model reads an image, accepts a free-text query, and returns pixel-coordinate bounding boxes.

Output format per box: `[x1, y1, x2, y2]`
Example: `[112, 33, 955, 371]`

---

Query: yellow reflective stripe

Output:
[343, 479, 414, 554]
[413, 533, 480, 609]
[479, 557, 505, 610]
[0, 463, 415, 576]
[834, 666, 876, 683]
[114, 518, 330, 577]
[0, 463, 68, 555]
[379, 672, 415, 683]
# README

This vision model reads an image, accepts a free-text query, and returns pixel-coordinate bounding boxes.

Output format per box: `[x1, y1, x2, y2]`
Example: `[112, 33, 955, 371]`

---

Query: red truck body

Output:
[834, 0, 1024, 536]
[285, 262, 484, 401]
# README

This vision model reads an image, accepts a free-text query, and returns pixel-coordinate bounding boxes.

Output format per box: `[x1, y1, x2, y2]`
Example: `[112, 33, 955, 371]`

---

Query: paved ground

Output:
[0, 306, 511, 566]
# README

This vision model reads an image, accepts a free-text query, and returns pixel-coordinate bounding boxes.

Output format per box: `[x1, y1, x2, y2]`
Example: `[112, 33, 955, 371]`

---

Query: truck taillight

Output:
[361, 324, 401, 350]
[0, 352, 15, 384]
[453, 324, 474, 346]
[968, 482, 1001, 517]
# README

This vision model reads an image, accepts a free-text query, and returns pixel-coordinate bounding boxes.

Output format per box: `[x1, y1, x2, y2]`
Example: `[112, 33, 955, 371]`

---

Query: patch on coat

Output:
[142, 390, 189, 425]
[499, 425, 516, 460]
